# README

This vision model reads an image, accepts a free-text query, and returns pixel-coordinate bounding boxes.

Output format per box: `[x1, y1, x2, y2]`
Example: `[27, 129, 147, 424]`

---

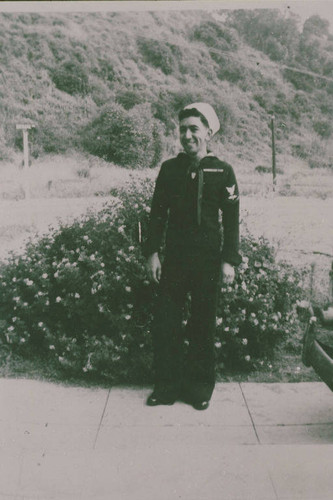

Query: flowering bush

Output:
[214, 234, 305, 372]
[0, 177, 306, 382]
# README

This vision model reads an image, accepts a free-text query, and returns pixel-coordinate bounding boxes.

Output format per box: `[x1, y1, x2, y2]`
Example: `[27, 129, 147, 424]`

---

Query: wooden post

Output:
[16, 124, 34, 200]
[270, 114, 276, 191]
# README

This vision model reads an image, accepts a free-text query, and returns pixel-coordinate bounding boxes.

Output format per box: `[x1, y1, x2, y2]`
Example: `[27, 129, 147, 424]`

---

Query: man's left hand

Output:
[222, 262, 235, 284]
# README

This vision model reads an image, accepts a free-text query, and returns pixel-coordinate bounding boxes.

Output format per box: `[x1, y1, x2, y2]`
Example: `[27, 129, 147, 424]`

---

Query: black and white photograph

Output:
[0, 1, 333, 498]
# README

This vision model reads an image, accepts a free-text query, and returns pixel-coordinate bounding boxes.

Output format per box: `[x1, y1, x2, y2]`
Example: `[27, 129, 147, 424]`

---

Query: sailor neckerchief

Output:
[185, 152, 216, 225]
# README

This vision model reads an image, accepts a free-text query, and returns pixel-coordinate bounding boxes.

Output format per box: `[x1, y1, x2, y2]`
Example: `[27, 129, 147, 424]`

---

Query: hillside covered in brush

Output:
[0, 9, 332, 170]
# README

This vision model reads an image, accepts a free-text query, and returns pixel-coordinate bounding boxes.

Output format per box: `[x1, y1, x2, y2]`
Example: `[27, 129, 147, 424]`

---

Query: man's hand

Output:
[222, 261, 235, 285]
[147, 253, 162, 284]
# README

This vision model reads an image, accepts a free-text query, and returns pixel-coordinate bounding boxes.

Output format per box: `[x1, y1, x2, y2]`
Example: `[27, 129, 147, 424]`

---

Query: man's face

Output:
[179, 116, 212, 158]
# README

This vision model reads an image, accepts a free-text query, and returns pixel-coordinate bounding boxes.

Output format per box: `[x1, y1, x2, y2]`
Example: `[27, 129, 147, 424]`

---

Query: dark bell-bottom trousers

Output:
[151, 253, 221, 403]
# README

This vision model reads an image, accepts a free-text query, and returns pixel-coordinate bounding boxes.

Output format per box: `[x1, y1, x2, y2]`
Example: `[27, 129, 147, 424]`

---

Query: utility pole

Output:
[16, 123, 34, 200]
[270, 114, 276, 191]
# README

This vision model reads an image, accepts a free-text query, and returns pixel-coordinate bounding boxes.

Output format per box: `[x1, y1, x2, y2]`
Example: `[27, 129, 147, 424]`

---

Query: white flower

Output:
[23, 302, 28, 307]
[54, 271, 59, 278]
[25, 279, 34, 286]
[216, 317, 223, 326]
[101, 263, 105, 268]
[38, 322, 44, 327]
[98, 304, 104, 313]
[125, 286, 131, 293]
[245, 355, 251, 362]
[45, 300, 50, 306]
[83, 235, 89, 241]
[242, 338, 248, 345]
[12, 277, 17, 283]
[128, 246, 135, 252]
[42, 273, 48, 279]
[12, 317, 17, 322]
[115, 275, 121, 281]
[90, 254, 96, 261]
[74, 293, 80, 299]
[215, 341, 222, 348]
[8, 326, 14, 332]
[13, 296, 20, 302]
[224, 327, 230, 332]
[118, 226, 125, 234]
[49, 345, 55, 350]
[124, 314, 131, 320]
[56, 296, 62, 303]
[127, 304, 133, 309]
[20, 338, 26, 343]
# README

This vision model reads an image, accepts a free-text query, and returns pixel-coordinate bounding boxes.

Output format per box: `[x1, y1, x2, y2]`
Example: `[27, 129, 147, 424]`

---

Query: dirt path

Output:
[0, 197, 108, 259]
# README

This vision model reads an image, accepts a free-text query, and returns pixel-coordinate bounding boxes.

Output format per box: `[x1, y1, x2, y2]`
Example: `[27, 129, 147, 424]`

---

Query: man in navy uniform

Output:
[143, 102, 242, 410]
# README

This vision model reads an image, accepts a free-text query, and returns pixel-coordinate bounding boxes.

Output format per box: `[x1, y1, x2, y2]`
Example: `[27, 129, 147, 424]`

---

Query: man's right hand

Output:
[147, 253, 162, 284]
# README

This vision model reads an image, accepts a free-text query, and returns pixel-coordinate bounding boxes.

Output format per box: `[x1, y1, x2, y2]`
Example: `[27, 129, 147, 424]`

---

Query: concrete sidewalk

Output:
[0, 379, 333, 500]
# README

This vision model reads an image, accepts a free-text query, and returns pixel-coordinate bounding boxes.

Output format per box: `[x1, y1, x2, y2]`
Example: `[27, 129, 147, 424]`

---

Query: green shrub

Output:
[0, 178, 305, 382]
[210, 51, 243, 83]
[255, 165, 284, 175]
[0, 126, 11, 161]
[192, 21, 238, 51]
[82, 102, 163, 169]
[50, 60, 90, 96]
[313, 120, 332, 139]
[137, 37, 174, 75]
[115, 89, 147, 110]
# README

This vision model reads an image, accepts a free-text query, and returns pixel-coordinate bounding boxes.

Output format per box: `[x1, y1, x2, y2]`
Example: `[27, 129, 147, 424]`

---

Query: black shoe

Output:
[146, 392, 176, 407]
[192, 400, 210, 411]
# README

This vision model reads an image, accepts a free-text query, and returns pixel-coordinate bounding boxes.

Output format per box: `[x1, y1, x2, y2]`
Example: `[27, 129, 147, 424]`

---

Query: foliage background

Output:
[0, 9, 332, 170]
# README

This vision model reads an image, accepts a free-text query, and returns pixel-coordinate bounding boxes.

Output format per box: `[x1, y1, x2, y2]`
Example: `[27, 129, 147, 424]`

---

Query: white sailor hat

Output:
[183, 102, 220, 136]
